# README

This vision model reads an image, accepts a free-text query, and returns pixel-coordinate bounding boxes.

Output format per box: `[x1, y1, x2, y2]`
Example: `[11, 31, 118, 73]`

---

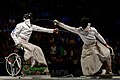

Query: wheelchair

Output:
[5, 45, 24, 76]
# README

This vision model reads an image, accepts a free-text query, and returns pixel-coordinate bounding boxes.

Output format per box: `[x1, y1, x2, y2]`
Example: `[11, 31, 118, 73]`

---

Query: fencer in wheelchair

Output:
[5, 13, 58, 76]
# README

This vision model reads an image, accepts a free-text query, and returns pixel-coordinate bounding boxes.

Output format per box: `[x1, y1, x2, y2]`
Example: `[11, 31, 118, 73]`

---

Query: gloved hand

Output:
[105, 44, 114, 56]
[53, 19, 60, 25]
[53, 28, 58, 34]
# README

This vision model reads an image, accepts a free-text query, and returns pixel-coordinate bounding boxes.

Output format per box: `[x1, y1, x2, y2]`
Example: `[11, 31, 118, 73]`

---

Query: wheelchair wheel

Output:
[5, 53, 22, 76]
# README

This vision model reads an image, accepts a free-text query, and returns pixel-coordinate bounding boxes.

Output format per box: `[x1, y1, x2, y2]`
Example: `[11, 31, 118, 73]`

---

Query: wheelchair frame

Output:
[5, 46, 24, 76]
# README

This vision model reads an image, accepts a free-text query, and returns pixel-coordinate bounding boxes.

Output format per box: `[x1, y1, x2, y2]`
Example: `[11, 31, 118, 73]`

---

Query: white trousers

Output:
[18, 37, 47, 66]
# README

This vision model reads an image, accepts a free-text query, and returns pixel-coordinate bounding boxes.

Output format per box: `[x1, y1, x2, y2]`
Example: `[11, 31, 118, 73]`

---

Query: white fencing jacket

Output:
[57, 22, 107, 45]
[11, 20, 54, 45]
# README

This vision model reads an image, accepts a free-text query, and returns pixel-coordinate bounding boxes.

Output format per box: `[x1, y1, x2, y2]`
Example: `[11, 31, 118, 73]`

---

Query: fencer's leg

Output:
[33, 46, 48, 66]
[100, 61, 107, 75]
[31, 57, 36, 67]
[106, 59, 113, 75]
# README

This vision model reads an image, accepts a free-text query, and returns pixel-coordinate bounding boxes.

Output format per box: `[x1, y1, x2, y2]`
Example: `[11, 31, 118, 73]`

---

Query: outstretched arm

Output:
[32, 24, 58, 33]
[54, 20, 80, 34]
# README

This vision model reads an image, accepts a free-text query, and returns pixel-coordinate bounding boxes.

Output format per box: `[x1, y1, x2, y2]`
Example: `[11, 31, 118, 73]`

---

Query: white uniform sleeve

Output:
[11, 24, 23, 45]
[32, 25, 54, 33]
[93, 27, 107, 44]
[57, 22, 81, 34]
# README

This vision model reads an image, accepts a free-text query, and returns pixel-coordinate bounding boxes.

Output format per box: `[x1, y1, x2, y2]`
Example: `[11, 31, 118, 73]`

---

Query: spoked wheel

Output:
[5, 53, 22, 76]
